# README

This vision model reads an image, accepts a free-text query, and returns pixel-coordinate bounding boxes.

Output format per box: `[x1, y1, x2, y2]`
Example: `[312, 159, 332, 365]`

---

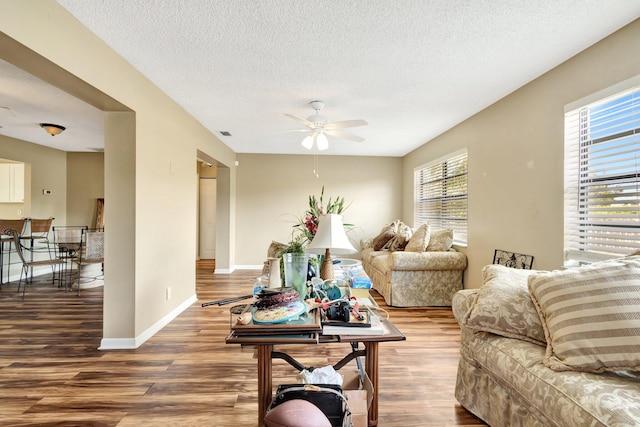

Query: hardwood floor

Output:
[0, 260, 486, 426]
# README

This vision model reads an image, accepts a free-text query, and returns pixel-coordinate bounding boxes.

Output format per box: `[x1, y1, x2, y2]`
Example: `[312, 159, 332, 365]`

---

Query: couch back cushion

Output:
[463, 264, 546, 346]
[528, 256, 640, 373]
[405, 224, 430, 252]
[426, 228, 454, 251]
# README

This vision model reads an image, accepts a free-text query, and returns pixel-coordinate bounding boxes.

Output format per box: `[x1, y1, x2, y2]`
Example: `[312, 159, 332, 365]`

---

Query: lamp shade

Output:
[316, 133, 329, 151]
[306, 214, 356, 255]
[301, 135, 314, 150]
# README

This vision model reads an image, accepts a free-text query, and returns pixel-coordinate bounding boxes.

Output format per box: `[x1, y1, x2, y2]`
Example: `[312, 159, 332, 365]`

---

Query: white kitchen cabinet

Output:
[0, 163, 25, 203]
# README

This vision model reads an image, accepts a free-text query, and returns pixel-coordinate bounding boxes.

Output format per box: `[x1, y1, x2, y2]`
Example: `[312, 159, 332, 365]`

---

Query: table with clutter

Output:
[223, 264, 405, 427]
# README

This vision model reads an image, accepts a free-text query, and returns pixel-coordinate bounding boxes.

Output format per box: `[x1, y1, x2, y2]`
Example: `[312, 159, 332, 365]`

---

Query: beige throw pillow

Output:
[426, 228, 454, 251]
[404, 224, 430, 252]
[528, 256, 640, 373]
[463, 264, 545, 346]
[267, 241, 288, 258]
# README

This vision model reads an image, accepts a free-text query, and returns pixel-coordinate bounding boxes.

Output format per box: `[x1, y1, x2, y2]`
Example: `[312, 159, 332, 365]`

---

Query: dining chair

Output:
[4, 229, 65, 299]
[52, 225, 88, 291]
[20, 217, 54, 277]
[0, 219, 27, 289]
[73, 228, 104, 296]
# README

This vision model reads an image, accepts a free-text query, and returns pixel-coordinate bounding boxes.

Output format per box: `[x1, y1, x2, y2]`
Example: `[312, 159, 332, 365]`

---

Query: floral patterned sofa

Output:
[360, 222, 467, 307]
[453, 259, 640, 427]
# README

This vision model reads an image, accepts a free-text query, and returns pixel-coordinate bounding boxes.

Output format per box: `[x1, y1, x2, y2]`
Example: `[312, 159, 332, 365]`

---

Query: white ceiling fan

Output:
[284, 101, 368, 151]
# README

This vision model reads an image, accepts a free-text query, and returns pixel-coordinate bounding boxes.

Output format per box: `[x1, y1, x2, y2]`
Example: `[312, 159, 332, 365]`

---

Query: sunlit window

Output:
[564, 85, 640, 262]
[414, 149, 468, 245]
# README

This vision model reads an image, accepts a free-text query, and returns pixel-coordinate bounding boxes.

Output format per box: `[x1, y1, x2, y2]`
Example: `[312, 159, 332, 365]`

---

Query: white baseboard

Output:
[231, 265, 263, 270]
[97, 337, 137, 350]
[99, 293, 198, 350]
[214, 265, 263, 274]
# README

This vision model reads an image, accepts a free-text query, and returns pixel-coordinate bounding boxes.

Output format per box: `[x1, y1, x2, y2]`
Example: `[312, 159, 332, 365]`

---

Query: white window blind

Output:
[564, 86, 640, 262]
[414, 149, 468, 244]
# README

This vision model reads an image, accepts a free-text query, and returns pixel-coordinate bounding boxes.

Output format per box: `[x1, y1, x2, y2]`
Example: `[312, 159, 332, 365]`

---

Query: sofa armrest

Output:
[360, 238, 373, 250]
[452, 289, 477, 325]
[389, 250, 467, 271]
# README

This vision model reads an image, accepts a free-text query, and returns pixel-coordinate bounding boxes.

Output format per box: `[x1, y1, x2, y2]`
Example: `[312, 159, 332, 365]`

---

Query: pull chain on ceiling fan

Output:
[284, 100, 368, 151]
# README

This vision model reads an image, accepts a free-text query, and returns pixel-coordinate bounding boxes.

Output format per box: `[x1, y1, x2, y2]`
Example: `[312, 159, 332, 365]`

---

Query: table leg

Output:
[365, 341, 379, 427]
[257, 344, 273, 427]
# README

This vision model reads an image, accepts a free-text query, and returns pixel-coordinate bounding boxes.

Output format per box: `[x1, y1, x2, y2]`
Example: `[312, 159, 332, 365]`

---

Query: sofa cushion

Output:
[528, 256, 640, 373]
[405, 224, 430, 252]
[463, 331, 640, 427]
[463, 264, 545, 346]
[370, 252, 391, 272]
[426, 228, 454, 251]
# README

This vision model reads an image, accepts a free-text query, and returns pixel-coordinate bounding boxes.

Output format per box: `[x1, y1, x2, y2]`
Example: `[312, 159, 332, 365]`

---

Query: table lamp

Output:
[305, 214, 357, 280]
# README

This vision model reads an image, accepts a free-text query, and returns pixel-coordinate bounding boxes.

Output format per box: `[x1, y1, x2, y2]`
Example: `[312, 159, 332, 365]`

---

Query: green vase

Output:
[283, 253, 309, 299]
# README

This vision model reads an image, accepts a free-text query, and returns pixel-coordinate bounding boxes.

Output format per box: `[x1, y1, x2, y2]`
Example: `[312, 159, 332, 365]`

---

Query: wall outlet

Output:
[42, 189, 52, 195]
[166, 287, 171, 300]
[17, 209, 23, 216]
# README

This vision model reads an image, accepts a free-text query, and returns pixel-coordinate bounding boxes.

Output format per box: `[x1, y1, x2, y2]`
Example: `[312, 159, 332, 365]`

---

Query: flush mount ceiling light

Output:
[39, 123, 66, 136]
[285, 101, 367, 151]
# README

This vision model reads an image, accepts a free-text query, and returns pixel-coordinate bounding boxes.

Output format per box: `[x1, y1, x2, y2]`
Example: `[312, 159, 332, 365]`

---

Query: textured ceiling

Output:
[2, 1, 640, 156]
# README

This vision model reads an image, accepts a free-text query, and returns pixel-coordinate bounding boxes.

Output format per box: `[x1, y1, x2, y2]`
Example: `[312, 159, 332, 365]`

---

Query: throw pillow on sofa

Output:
[267, 241, 288, 258]
[528, 256, 640, 373]
[462, 264, 546, 346]
[386, 222, 414, 251]
[405, 224, 430, 252]
[372, 223, 396, 251]
[426, 228, 454, 251]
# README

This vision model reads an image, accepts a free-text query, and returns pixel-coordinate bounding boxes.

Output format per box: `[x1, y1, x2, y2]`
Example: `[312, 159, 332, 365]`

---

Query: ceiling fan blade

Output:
[325, 129, 365, 142]
[284, 113, 314, 128]
[325, 119, 368, 130]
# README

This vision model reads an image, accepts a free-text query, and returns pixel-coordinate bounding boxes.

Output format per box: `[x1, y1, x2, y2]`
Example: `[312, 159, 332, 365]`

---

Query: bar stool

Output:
[20, 217, 54, 277]
[0, 219, 27, 289]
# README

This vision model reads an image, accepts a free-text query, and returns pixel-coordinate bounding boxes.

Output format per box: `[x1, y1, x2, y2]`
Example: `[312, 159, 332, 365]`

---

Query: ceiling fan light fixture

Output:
[301, 134, 314, 150]
[40, 123, 66, 136]
[286, 100, 367, 151]
[316, 133, 329, 151]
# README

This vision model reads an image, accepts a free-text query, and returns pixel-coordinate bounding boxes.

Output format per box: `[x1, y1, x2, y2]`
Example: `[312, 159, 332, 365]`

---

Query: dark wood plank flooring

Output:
[0, 261, 486, 426]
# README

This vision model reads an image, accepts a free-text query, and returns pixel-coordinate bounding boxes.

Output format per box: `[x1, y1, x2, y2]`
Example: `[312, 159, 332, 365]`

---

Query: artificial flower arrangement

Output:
[280, 187, 353, 285]
[293, 186, 351, 245]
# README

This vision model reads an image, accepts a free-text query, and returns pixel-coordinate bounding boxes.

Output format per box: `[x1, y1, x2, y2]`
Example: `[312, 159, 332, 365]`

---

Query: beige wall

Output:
[67, 152, 104, 227]
[3, 1, 638, 341]
[0, 134, 66, 222]
[403, 19, 640, 289]
[0, 0, 236, 346]
[235, 154, 403, 266]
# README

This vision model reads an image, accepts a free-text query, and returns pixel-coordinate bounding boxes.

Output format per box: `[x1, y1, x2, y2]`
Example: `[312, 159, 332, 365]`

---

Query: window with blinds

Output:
[414, 149, 468, 244]
[564, 86, 640, 262]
